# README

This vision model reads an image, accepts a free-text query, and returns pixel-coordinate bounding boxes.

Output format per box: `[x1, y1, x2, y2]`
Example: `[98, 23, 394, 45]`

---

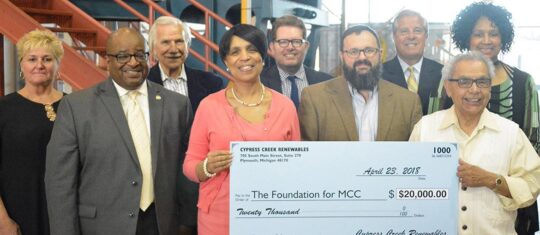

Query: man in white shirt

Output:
[383, 9, 443, 115]
[410, 52, 540, 235]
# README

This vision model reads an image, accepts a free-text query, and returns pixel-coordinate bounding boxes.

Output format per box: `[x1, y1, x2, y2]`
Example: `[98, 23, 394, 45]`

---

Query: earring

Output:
[226, 67, 230, 71]
[19, 71, 24, 80]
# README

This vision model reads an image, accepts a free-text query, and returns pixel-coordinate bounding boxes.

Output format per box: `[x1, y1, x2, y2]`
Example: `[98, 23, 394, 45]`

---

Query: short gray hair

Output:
[392, 9, 428, 35]
[148, 16, 192, 59]
[441, 51, 496, 81]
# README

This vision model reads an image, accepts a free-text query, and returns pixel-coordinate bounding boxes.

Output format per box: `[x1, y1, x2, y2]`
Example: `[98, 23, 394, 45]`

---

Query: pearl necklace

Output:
[231, 83, 266, 107]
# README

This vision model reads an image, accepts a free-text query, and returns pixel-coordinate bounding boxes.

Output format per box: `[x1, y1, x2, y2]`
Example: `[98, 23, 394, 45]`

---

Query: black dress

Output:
[0, 92, 61, 235]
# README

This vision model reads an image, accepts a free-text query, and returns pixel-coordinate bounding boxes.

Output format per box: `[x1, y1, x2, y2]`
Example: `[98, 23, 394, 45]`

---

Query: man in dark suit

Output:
[147, 16, 222, 112]
[300, 25, 422, 141]
[261, 15, 332, 108]
[382, 10, 443, 115]
[45, 28, 195, 235]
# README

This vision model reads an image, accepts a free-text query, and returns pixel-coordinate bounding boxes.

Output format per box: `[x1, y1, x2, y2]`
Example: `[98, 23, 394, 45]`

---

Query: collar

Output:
[347, 81, 378, 101]
[277, 65, 306, 82]
[439, 106, 501, 133]
[112, 79, 148, 98]
[398, 56, 423, 74]
[159, 63, 187, 82]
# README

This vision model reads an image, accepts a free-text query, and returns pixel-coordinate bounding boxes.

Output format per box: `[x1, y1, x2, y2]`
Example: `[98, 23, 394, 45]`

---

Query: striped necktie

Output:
[407, 66, 418, 93]
[126, 91, 154, 211]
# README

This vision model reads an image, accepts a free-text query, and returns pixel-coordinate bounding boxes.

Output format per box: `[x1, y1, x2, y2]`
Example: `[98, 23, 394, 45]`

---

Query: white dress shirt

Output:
[348, 83, 379, 141]
[398, 56, 423, 84]
[113, 80, 151, 137]
[410, 107, 540, 235]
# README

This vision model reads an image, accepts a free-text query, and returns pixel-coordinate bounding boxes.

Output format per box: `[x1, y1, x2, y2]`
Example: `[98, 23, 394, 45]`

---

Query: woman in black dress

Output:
[0, 29, 64, 235]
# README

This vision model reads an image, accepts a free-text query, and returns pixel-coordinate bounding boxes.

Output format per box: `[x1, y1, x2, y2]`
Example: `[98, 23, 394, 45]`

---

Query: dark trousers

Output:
[136, 204, 159, 235]
[516, 201, 539, 235]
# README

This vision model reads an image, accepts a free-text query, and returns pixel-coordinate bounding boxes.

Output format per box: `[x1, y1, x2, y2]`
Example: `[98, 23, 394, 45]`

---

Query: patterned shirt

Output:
[159, 63, 189, 96]
[277, 66, 309, 100]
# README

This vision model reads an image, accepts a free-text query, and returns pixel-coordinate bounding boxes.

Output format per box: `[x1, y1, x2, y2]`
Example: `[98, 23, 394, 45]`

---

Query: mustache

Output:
[121, 68, 143, 72]
[165, 53, 183, 58]
[354, 60, 372, 67]
[119, 64, 145, 75]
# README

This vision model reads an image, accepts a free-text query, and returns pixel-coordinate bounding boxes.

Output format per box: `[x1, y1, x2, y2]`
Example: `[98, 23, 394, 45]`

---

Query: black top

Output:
[0, 92, 62, 235]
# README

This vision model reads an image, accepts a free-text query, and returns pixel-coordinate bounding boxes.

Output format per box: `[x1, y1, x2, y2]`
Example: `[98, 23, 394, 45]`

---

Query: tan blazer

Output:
[299, 76, 422, 141]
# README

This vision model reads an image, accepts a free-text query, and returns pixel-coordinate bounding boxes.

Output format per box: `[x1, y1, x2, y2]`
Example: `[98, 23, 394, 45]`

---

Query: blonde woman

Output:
[0, 29, 64, 235]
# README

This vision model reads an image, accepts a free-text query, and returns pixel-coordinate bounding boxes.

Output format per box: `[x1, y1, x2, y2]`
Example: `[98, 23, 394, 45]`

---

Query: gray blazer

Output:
[45, 79, 195, 234]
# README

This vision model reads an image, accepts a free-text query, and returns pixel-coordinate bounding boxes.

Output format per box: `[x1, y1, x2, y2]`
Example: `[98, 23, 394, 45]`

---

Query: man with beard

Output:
[45, 28, 195, 234]
[383, 10, 443, 115]
[261, 15, 332, 109]
[299, 25, 422, 141]
[147, 16, 223, 112]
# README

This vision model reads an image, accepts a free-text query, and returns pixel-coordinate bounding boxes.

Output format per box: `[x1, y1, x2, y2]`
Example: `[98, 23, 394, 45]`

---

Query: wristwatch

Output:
[493, 175, 503, 192]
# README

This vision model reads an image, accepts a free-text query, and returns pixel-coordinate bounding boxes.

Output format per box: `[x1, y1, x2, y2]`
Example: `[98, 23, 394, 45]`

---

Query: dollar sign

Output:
[389, 189, 394, 198]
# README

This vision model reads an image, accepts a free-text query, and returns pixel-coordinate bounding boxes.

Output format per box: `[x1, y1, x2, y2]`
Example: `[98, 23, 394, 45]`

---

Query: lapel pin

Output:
[156, 95, 162, 100]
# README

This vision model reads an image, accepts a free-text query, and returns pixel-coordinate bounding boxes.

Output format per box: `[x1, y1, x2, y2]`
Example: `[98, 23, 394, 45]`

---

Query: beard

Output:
[342, 59, 382, 91]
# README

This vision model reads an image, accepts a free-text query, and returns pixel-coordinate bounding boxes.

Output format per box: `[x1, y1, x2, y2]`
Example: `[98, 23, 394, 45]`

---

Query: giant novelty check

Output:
[230, 141, 458, 235]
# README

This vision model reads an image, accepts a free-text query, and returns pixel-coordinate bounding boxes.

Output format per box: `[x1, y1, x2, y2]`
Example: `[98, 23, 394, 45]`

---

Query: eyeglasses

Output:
[396, 27, 426, 36]
[447, 78, 491, 88]
[107, 52, 149, 64]
[274, 39, 307, 48]
[342, 47, 380, 58]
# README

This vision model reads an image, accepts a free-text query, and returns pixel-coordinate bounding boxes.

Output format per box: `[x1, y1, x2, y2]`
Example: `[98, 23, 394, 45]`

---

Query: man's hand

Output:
[457, 159, 496, 188]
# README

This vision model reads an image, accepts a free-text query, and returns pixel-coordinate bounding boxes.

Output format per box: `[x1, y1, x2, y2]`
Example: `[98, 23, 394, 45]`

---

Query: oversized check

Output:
[230, 141, 458, 235]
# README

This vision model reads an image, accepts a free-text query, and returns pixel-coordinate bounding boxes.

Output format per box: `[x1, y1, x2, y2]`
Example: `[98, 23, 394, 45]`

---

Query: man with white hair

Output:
[147, 16, 223, 112]
[410, 52, 540, 234]
[147, 16, 220, 235]
[383, 9, 443, 115]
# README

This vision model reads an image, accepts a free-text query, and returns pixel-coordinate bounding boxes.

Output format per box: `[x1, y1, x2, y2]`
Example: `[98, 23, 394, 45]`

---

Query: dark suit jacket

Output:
[260, 65, 332, 93]
[45, 79, 195, 234]
[382, 56, 443, 115]
[300, 77, 422, 141]
[147, 64, 223, 112]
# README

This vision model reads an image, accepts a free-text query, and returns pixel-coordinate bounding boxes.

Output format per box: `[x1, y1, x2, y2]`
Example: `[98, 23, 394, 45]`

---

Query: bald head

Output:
[106, 28, 145, 53]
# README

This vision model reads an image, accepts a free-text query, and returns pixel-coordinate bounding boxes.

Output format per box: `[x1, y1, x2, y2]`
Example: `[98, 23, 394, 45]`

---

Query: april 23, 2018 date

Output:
[363, 167, 422, 176]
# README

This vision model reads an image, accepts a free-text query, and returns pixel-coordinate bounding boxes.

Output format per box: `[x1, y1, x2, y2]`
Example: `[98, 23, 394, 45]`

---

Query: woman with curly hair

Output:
[428, 2, 540, 234]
